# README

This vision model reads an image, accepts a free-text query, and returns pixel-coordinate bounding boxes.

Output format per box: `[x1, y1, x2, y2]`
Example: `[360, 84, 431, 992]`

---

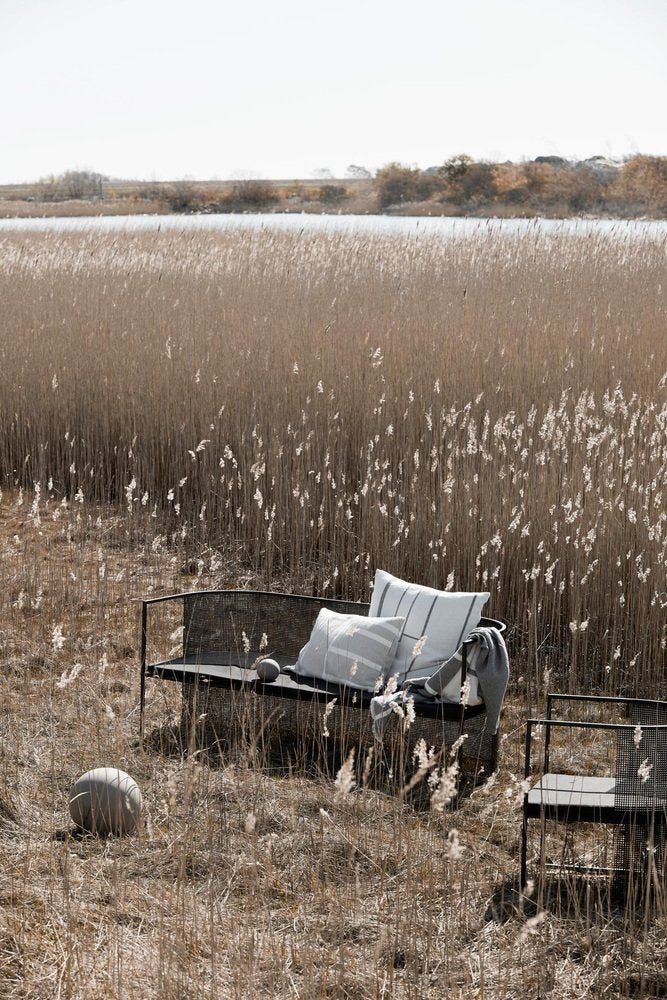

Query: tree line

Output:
[374, 154, 667, 215]
[22, 155, 667, 217]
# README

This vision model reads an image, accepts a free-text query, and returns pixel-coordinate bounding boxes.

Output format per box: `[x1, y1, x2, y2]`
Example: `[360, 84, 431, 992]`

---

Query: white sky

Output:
[1, 0, 665, 183]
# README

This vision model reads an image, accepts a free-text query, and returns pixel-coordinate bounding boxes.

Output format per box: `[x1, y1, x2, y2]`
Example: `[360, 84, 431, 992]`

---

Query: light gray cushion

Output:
[368, 569, 490, 683]
[295, 608, 405, 690]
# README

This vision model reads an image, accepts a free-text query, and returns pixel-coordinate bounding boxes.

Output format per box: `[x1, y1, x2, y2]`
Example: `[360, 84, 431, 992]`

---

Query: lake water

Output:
[1, 212, 666, 241]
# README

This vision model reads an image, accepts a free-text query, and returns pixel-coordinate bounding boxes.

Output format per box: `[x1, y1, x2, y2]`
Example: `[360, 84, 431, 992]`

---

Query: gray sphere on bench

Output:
[256, 658, 280, 682]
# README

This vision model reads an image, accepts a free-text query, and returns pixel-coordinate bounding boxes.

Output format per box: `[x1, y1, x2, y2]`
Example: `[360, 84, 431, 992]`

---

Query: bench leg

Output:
[520, 807, 528, 889]
[139, 664, 146, 739]
[182, 677, 210, 752]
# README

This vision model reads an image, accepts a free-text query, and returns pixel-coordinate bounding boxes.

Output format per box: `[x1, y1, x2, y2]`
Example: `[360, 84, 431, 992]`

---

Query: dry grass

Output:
[0, 502, 665, 999]
[0, 223, 666, 997]
[0, 199, 166, 219]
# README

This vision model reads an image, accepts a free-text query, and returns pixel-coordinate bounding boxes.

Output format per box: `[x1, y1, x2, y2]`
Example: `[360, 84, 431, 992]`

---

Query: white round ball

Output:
[256, 658, 280, 682]
[69, 767, 142, 836]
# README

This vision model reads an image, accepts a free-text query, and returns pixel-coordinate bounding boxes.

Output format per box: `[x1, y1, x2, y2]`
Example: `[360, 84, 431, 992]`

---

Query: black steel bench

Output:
[140, 589, 506, 789]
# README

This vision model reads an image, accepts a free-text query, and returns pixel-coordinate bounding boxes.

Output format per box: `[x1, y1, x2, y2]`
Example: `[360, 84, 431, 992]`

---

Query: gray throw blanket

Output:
[370, 626, 509, 739]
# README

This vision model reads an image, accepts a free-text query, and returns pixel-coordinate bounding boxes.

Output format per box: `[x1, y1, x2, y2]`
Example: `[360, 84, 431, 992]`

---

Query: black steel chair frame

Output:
[520, 693, 667, 893]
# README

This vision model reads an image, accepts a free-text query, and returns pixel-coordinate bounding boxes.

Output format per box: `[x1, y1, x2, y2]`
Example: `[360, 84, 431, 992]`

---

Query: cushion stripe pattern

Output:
[294, 608, 406, 691]
[368, 570, 490, 683]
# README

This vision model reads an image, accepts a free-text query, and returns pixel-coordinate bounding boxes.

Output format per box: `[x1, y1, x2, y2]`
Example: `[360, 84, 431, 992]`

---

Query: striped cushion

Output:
[369, 569, 489, 683]
[295, 608, 405, 690]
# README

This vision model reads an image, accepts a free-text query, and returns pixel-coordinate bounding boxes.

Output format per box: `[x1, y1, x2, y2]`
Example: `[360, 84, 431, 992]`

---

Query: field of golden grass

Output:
[0, 224, 665, 997]
[1, 225, 665, 691]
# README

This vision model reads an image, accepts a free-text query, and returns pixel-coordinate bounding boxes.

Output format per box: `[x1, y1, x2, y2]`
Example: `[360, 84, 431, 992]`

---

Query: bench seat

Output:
[525, 773, 667, 822]
[147, 653, 488, 719]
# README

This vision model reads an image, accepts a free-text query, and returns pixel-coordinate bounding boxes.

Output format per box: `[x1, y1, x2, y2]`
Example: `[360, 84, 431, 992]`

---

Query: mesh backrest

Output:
[614, 702, 667, 812]
[183, 591, 369, 662]
[182, 595, 504, 664]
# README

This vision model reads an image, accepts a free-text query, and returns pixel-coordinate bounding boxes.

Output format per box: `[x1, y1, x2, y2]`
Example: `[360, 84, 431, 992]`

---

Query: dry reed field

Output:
[0, 223, 666, 998]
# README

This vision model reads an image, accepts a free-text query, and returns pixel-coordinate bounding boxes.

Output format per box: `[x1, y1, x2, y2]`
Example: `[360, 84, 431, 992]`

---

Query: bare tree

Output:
[39, 170, 107, 201]
[345, 164, 372, 179]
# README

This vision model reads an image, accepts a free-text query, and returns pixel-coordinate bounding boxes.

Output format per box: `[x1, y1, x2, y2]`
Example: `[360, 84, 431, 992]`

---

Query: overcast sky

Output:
[1, 0, 665, 183]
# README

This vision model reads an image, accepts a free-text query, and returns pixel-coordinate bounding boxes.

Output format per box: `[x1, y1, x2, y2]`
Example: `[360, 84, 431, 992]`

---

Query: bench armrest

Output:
[546, 692, 666, 718]
[544, 694, 667, 771]
[525, 716, 667, 779]
[140, 594, 187, 736]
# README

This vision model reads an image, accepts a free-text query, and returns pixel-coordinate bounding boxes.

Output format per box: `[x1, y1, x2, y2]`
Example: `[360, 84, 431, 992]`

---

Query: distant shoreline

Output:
[1, 198, 664, 222]
[2, 156, 666, 221]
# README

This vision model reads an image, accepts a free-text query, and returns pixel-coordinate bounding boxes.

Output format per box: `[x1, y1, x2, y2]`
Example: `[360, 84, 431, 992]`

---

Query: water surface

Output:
[1, 213, 665, 241]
